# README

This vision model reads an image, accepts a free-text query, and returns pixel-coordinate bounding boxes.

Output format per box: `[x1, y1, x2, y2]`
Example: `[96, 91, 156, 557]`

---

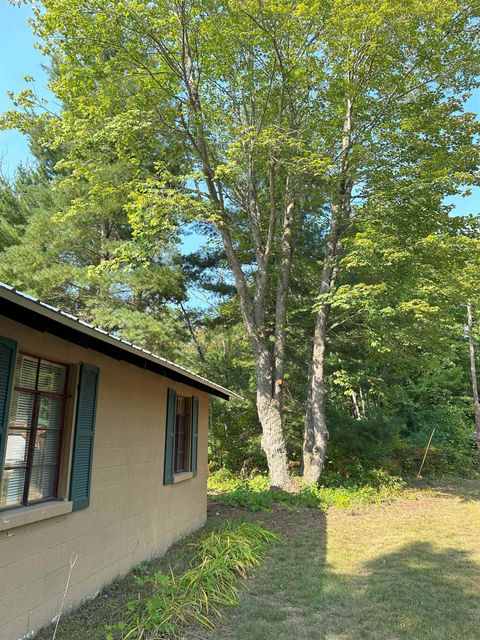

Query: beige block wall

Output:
[0, 316, 209, 640]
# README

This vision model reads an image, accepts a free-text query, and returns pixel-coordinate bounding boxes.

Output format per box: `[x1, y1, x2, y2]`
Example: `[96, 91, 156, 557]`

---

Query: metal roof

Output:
[0, 282, 240, 401]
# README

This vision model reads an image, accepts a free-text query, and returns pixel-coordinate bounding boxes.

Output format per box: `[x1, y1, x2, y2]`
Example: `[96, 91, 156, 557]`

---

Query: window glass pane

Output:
[9, 391, 34, 430]
[37, 396, 63, 430]
[0, 468, 26, 508]
[33, 430, 60, 466]
[177, 397, 186, 415]
[177, 414, 186, 433]
[38, 360, 66, 393]
[28, 465, 57, 502]
[176, 451, 185, 472]
[173, 397, 191, 473]
[16, 355, 38, 389]
[5, 430, 29, 467]
[2, 353, 68, 510]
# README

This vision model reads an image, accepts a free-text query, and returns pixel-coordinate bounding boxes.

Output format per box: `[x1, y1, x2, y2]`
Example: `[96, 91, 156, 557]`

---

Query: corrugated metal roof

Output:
[0, 282, 240, 400]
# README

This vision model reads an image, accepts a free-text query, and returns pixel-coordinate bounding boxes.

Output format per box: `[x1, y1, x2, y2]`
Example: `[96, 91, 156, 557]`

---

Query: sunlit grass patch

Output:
[208, 481, 480, 640]
[208, 469, 408, 512]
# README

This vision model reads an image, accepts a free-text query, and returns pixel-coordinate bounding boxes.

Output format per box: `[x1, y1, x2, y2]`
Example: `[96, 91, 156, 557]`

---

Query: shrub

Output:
[398, 402, 480, 478]
[218, 483, 273, 512]
[324, 411, 404, 474]
[207, 468, 240, 492]
[107, 522, 281, 639]
[319, 463, 406, 489]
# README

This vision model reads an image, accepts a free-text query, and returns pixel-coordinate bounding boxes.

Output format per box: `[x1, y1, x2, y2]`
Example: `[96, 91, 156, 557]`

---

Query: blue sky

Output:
[1, 1, 479, 217]
[0, 2, 52, 176]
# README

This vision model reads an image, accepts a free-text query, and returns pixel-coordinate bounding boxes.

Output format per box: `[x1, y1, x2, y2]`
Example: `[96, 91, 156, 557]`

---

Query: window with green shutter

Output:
[0, 337, 17, 500]
[70, 363, 99, 510]
[0, 345, 99, 513]
[164, 390, 199, 483]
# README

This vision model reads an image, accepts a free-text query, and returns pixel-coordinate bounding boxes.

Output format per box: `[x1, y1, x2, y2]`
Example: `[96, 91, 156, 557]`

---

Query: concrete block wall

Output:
[0, 317, 208, 640]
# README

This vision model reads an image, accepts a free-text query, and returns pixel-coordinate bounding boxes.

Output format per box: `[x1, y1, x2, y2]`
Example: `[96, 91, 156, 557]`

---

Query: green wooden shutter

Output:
[190, 396, 199, 476]
[164, 388, 176, 485]
[0, 337, 17, 476]
[70, 363, 99, 511]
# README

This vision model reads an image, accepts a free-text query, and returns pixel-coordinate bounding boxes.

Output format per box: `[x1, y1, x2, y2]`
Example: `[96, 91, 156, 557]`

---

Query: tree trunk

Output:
[467, 302, 480, 448]
[302, 196, 344, 484]
[257, 391, 292, 490]
[302, 302, 330, 484]
[254, 348, 293, 491]
[302, 93, 353, 485]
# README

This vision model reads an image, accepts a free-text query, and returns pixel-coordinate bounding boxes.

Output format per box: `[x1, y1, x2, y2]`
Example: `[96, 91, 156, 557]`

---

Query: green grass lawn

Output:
[206, 480, 480, 640]
[36, 480, 480, 640]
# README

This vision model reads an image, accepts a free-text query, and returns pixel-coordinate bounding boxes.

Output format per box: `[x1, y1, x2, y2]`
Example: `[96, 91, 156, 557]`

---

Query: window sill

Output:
[0, 500, 73, 532]
[173, 471, 194, 484]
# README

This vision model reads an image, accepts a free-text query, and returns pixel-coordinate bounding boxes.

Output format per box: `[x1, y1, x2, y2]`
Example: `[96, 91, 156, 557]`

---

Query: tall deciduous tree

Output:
[301, 0, 480, 482]
[3, 0, 479, 487]
[466, 302, 480, 447]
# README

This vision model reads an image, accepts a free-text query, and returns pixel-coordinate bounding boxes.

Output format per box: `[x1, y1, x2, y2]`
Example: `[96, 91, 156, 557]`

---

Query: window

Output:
[164, 389, 198, 485]
[0, 353, 68, 510]
[0, 338, 99, 517]
[174, 396, 191, 473]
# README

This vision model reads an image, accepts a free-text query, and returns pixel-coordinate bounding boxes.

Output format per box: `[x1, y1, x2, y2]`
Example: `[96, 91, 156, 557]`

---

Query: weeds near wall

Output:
[106, 522, 281, 639]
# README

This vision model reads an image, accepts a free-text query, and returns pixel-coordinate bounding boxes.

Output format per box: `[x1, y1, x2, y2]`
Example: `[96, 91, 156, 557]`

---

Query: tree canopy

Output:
[1, 0, 480, 486]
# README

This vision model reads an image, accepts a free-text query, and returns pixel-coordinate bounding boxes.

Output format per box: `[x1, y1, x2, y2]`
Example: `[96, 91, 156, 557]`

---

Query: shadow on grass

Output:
[207, 522, 480, 640]
[33, 486, 480, 640]
[343, 542, 480, 640]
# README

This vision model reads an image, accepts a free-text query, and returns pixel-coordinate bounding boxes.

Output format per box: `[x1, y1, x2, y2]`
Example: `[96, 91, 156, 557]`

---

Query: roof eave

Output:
[0, 283, 242, 401]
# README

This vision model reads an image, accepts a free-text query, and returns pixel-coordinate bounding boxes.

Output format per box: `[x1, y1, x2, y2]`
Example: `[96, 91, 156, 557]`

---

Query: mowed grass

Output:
[35, 480, 480, 640]
[206, 480, 480, 640]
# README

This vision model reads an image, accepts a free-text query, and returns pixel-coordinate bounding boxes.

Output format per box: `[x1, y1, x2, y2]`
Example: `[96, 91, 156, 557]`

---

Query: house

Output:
[0, 283, 238, 640]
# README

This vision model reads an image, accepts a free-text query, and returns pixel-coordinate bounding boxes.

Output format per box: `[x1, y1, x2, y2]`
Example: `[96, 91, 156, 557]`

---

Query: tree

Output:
[0, 170, 34, 251]
[301, 0, 480, 482]
[466, 302, 480, 447]
[3, 0, 480, 487]
[0, 124, 191, 360]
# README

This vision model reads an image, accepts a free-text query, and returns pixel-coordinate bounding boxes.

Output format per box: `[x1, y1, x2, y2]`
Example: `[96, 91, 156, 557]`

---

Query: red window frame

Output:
[0, 352, 69, 510]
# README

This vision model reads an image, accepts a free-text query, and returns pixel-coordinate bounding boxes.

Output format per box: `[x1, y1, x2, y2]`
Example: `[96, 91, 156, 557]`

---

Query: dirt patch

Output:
[208, 499, 325, 542]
